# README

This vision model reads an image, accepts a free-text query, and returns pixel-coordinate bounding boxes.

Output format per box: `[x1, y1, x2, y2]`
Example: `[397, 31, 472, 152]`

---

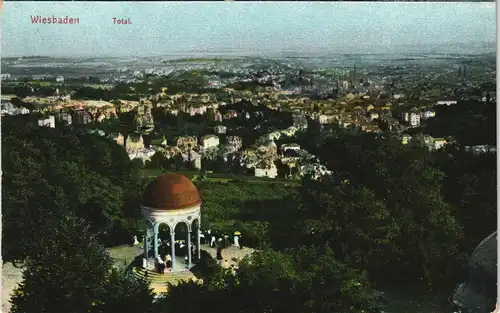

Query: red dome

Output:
[142, 174, 201, 210]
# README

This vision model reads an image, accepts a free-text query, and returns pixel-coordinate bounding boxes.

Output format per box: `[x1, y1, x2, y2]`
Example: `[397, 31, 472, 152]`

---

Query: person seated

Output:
[158, 262, 165, 274]
[156, 256, 164, 273]
[165, 254, 172, 271]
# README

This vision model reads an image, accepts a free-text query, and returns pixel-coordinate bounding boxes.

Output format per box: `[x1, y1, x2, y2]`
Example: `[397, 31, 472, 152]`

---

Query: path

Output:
[201, 244, 255, 267]
[1, 262, 24, 313]
[107, 244, 144, 270]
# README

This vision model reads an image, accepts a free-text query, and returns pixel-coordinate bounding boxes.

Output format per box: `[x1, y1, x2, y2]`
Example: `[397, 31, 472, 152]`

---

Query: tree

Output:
[2, 116, 137, 261]
[307, 131, 464, 285]
[148, 151, 173, 170]
[10, 97, 27, 108]
[433, 148, 497, 253]
[292, 177, 400, 276]
[174, 153, 184, 170]
[10, 214, 113, 313]
[10, 214, 156, 313]
[95, 269, 155, 313]
[117, 111, 136, 149]
[292, 246, 380, 313]
[13, 86, 31, 98]
[159, 248, 380, 313]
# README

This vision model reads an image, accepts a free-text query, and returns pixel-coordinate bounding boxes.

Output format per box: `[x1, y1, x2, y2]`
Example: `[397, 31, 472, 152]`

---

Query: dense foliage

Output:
[433, 146, 497, 253]
[159, 248, 380, 313]
[423, 100, 496, 145]
[10, 214, 155, 313]
[290, 121, 494, 286]
[2, 115, 143, 262]
[3, 100, 495, 312]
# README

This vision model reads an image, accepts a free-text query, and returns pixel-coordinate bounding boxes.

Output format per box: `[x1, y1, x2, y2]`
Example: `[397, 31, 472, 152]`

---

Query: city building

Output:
[436, 100, 457, 106]
[201, 135, 220, 150]
[299, 163, 332, 180]
[224, 110, 238, 119]
[464, 145, 497, 155]
[0, 73, 11, 81]
[175, 136, 198, 151]
[409, 113, 421, 128]
[214, 125, 227, 134]
[226, 136, 243, 153]
[57, 112, 73, 125]
[281, 143, 300, 156]
[73, 110, 92, 125]
[0, 102, 30, 116]
[38, 116, 56, 128]
[266, 131, 281, 141]
[318, 114, 334, 124]
[281, 126, 298, 137]
[401, 111, 421, 128]
[420, 110, 436, 119]
[254, 160, 278, 178]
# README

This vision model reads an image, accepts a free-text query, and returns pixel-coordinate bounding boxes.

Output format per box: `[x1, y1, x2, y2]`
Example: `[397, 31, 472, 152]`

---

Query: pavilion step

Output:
[132, 267, 196, 284]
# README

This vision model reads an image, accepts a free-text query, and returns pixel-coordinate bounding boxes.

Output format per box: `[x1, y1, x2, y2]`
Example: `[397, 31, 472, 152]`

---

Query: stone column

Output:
[197, 229, 201, 260]
[187, 231, 192, 267]
[170, 231, 176, 270]
[153, 224, 159, 259]
[143, 228, 149, 260]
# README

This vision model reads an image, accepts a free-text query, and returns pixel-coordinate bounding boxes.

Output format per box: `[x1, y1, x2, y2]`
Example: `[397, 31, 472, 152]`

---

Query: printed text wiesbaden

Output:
[30, 16, 80, 24]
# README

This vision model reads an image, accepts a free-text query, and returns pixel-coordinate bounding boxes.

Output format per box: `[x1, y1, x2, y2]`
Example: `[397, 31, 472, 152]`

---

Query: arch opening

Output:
[156, 222, 172, 258]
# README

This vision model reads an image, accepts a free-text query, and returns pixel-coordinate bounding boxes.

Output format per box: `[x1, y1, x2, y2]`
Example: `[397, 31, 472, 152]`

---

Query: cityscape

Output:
[1, 2, 497, 313]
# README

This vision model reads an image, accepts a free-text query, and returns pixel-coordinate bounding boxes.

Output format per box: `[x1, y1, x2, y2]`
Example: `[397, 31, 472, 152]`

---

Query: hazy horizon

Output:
[1, 2, 496, 58]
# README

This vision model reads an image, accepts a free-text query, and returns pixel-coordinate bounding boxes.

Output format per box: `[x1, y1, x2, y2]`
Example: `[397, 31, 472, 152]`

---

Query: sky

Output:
[1, 2, 496, 57]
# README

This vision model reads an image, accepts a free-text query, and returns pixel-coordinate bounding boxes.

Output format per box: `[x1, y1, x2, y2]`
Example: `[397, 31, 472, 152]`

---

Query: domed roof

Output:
[142, 174, 201, 211]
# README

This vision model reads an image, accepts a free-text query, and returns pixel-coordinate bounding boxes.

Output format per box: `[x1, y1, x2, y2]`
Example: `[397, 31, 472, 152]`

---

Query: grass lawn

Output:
[139, 168, 299, 186]
[28, 81, 54, 86]
[106, 245, 144, 270]
[140, 168, 197, 179]
[82, 84, 114, 89]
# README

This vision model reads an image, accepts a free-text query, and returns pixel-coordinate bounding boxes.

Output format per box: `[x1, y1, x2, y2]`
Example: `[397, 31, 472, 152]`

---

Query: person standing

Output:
[239, 236, 244, 250]
[216, 243, 223, 265]
[191, 244, 197, 261]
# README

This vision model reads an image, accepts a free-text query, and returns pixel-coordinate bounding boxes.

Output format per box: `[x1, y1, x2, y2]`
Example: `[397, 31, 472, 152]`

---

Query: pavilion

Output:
[141, 173, 202, 270]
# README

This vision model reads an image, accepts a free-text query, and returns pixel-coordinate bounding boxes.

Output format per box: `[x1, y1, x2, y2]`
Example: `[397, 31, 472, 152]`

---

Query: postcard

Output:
[1, 2, 497, 313]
